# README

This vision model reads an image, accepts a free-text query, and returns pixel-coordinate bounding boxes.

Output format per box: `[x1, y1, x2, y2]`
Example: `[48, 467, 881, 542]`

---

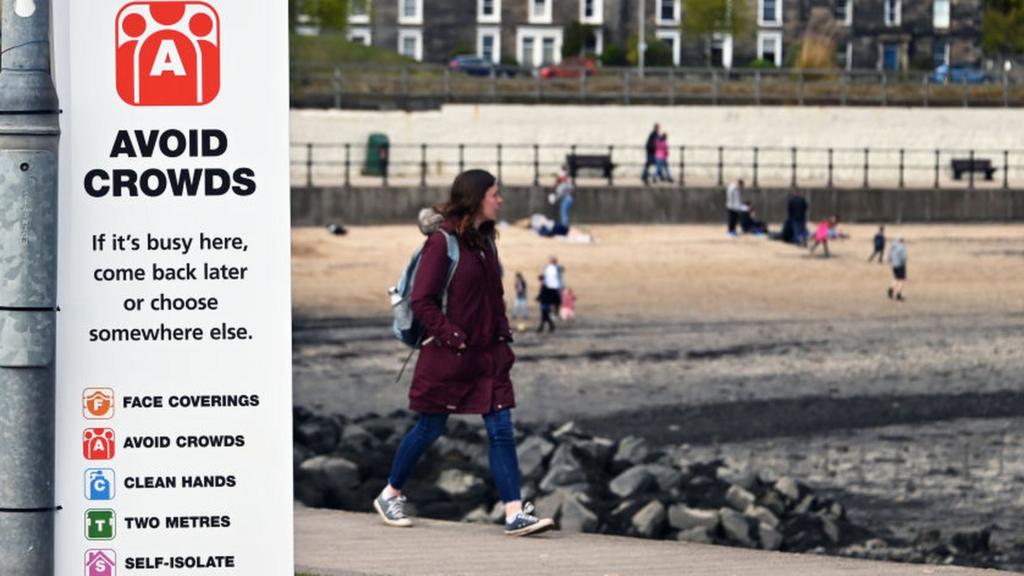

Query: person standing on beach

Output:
[536, 257, 562, 332]
[868, 226, 886, 263]
[786, 190, 809, 246]
[373, 169, 554, 537]
[641, 123, 660, 185]
[726, 179, 746, 237]
[512, 271, 529, 323]
[555, 173, 576, 228]
[888, 237, 908, 301]
[808, 215, 838, 258]
[559, 287, 577, 322]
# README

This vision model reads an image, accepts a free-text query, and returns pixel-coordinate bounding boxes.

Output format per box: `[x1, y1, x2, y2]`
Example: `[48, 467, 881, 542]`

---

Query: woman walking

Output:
[374, 169, 554, 537]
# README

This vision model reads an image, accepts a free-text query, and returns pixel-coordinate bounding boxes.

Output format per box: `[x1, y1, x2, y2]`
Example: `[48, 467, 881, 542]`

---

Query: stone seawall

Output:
[292, 185, 1024, 225]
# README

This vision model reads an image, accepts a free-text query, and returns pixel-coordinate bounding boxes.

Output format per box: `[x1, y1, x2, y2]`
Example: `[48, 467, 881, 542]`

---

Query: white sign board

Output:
[53, 2, 293, 574]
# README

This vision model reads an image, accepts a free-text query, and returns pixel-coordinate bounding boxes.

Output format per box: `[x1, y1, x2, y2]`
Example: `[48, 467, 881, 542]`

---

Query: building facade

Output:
[341, 0, 984, 70]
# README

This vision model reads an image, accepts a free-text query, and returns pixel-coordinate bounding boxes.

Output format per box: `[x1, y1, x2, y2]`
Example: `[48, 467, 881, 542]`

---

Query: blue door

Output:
[883, 45, 899, 71]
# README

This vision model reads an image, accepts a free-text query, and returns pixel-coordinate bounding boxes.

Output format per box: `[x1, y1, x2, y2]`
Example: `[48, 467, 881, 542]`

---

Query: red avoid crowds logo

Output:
[116, 2, 220, 106]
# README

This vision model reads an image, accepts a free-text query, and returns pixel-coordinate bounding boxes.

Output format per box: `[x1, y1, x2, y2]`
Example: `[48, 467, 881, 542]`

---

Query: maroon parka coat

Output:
[408, 219, 516, 414]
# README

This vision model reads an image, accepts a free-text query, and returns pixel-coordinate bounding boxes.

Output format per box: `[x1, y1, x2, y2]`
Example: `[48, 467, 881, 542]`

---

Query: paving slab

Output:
[294, 505, 1014, 576]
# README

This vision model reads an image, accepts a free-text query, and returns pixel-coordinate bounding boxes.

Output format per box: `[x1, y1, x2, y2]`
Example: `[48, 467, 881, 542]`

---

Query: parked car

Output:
[539, 57, 598, 79]
[930, 64, 989, 84]
[447, 55, 518, 77]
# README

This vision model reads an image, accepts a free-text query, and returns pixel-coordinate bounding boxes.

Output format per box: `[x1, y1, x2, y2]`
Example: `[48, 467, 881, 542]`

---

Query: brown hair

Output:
[435, 169, 498, 252]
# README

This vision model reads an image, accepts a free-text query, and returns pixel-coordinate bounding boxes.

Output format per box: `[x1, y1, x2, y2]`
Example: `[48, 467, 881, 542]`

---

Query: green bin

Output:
[363, 133, 390, 176]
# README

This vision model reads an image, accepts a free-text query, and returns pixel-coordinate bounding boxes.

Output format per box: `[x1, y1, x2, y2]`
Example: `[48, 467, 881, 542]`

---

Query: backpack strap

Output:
[438, 230, 460, 314]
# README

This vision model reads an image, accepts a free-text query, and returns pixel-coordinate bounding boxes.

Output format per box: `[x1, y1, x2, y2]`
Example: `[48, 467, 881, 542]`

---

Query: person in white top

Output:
[537, 257, 563, 332]
[543, 258, 563, 291]
[725, 179, 747, 237]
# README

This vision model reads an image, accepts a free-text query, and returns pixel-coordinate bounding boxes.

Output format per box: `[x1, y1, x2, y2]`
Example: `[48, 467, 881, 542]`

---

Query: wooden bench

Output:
[951, 158, 996, 181]
[566, 154, 616, 184]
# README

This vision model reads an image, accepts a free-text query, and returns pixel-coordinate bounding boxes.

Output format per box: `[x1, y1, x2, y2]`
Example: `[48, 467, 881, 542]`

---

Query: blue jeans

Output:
[388, 409, 522, 503]
[654, 159, 671, 181]
[559, 194, 574, 227]
[512, 296, 529, 319]
[641, 153, 655, 181]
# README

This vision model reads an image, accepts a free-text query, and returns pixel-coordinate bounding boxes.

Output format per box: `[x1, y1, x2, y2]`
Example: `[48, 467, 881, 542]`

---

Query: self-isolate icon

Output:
[83, 429, 116, 461]
[86, 549, 116, 576]
[86, 509, 116, 540]
[83, 388, 114, 419]
[85, 469, 115, 501]
[116, 1, 220, 106]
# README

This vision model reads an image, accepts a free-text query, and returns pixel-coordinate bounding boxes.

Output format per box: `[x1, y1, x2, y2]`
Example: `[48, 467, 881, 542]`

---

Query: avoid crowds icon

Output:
[115, 1, 220, 106]
[83, 428, 116, 460]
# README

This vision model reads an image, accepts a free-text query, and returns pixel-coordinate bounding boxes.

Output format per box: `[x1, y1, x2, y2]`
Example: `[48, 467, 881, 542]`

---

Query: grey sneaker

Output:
[373, 490, 412, 527]
[504, 502, 554, 537]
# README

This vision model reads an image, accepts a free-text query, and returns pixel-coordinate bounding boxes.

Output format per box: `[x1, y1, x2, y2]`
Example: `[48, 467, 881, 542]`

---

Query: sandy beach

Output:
[292, 223, 1024, 322]
[291, 222, 1024, 566]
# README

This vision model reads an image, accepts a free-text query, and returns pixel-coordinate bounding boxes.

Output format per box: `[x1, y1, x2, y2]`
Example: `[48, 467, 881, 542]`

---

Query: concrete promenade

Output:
[294, 505, 1013, 576]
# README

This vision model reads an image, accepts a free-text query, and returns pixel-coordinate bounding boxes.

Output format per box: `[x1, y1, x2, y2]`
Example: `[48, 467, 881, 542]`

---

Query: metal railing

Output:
[291, 63, 1024, 109]
[291, 141, 1024, 190]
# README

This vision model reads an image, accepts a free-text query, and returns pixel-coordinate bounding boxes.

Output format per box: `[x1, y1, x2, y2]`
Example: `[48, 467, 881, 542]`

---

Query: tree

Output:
[601, 44, 629, 66]
[682, 0, 751, 66]
[645, 40, 674, 67]
[794, 8, 838, 70]
[983, 0, 1024, 57]
[292, 0, 350, 35]
[563, 21, 599, 58]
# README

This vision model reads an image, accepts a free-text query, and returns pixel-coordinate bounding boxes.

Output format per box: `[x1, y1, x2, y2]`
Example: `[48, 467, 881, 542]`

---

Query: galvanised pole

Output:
[0, 0, 61, 574]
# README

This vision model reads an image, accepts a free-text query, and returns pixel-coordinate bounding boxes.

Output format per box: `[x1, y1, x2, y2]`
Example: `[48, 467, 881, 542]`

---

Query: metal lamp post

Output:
[0, 0, 61, 573]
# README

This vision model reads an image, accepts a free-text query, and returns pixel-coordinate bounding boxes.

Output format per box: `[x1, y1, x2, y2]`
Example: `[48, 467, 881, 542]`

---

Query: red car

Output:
[540, 57, 597, 79]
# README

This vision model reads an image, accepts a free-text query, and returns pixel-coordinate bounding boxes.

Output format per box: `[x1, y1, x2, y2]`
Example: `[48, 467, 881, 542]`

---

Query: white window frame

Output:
[478, 0, 502, 24]
[477, 26, 502, 63]
[837, 41, 852, 70]
[398, 0, 423, 25]
[348, 0, 370, 24]
[541, 36, 557, 64]
[711, 33, 733, 69]
[883, 0, 900, 26]
[757, 31, 783, 66]
[347, 26, 372, 46]
[580, 0, 603, 25]
[835, 0, 852, 26]
[933, 0, 950, 29]
[583, 28, 604, 56]
[516, 26, 563, 67]
[758, 0, 782, 27]
[528, 0, 553, 24]
[656, 0, 681, 26]
[656, 29, 681, 66]
[397, 28, 423, 61]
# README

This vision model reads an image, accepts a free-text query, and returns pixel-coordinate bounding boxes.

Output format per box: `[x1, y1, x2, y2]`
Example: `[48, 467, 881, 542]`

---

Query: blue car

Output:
[930, 64, 988, 84]
[448, 55, 518, 77]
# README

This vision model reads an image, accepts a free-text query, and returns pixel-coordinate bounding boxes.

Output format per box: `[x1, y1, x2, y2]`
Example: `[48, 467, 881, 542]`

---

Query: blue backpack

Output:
[389, 229, 460, 349]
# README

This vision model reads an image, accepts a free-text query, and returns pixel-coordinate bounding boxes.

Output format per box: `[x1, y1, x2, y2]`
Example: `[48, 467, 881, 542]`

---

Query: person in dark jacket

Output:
[786, 190, 809, 246]
[868, 225, 886, 263]
[374, 169, 554, 537]
[641, 123, 659, 185]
